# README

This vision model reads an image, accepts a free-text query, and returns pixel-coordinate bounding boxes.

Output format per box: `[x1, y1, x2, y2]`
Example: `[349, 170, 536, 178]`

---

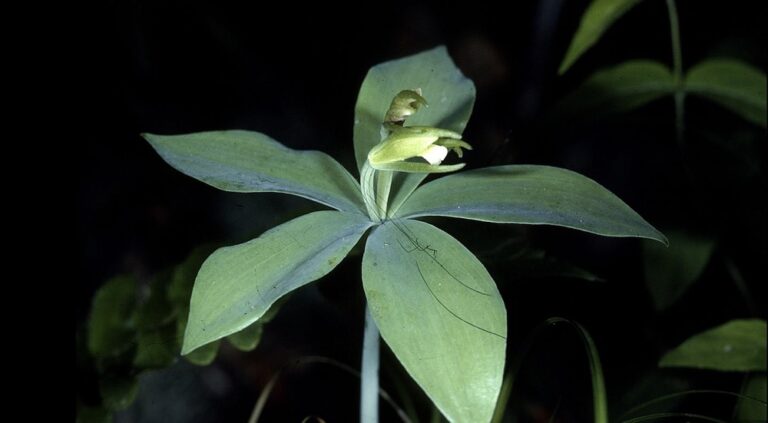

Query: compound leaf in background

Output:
[559, 0, 644, 74]
[182, 211, 371, 354]
[555, 60, 675, 121]
[363, 220, 506, 423]
[660, 319, 767, 372]
[396, 165, 667, 244]
[684, 58, 767, 127]
[144, 131, 366, 214]
[88, 275, 138, 359]
[643, 230, 716, 311]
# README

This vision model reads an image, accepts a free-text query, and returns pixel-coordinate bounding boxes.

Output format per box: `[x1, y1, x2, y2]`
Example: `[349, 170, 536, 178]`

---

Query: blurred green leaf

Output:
[396, 165, 667, 244]
[736, 373, 767, 422]
[559, 0, 644, 74]
[363, 220, 506, 423]
[134, 271, 174, 332]
[660, 319, 767, 372]
[143, 131, 366, 214]
[643, 230, 715, 311]
[353, 46, 476, 218]
[685, 58, 767, 127]
[183, 211, 371, 354]
[185, 340, 221, 366]
[76, 404, 112, 423]
[133, 322, 178, 369]
[227, 322, 264, 352]
[556, 60, 675, 120]
[99, 374, 139, 411]
[88, 275, 137, 359]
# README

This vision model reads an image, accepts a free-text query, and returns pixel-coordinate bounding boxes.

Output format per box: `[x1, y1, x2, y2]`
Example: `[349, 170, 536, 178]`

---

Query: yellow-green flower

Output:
[367, 90, 472, 173]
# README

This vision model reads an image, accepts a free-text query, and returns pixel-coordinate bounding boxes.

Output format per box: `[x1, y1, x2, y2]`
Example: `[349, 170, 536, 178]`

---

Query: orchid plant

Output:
[143, 46, 666, 423]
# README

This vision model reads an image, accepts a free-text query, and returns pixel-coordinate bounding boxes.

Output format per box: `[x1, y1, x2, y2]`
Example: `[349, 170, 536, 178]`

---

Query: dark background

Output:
[78, 1, 766, 421]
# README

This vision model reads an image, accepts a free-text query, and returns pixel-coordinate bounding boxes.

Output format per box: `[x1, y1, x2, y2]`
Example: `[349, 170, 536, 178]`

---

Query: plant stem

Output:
[361, 304, 380, 423]
[665, 0, 685, 145]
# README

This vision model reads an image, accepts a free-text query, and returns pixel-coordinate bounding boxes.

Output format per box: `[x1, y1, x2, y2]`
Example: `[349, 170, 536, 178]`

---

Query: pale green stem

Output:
[665, 0, 685, 145]
[361, 304, 380, 423]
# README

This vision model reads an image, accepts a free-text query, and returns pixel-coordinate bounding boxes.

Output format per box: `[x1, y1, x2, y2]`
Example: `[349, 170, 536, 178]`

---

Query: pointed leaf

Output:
[353, 46, 476, 218]
[144, 130, 366, 214]
[685, 58, 767, 127]
[396, 165, 666, 244]
[363, 220, 506, 423]
[643, 231, 715, 310]
[559, 0, 643, 74]
[555, 60, 675, 120]
[660, 319, 767, 372]
[183, 211, 371, 354]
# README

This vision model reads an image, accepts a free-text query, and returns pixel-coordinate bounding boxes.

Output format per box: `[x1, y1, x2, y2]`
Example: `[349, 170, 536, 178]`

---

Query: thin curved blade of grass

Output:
[144, 131, 366, 214]
[396, 165, 667, 245]
[622, 412, 729, 423]
[559, 0, 644, 74]
[620, 389, 767, 420]
[248, 356, 412, 423]
[491, 317, 607, 423]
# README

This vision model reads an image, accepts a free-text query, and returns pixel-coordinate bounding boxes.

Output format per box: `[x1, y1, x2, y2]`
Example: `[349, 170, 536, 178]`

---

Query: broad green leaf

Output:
[363, 220, 506, 423]
[182, 211, 371, 354]
[353, 46, 476, 218]
[227, 322, 264, 352]
[143, 131, 366, 214]
[99, 374, 139, 411]
[555, 60, 675, 120]
[684, 58, 767, 127]
[643, 231, 715, 310]
[559, 0, 643, 74]
[660, 319, 767, 372]
[736, 373, 767, 422]
[88, 275, 137, 359]
[396, 165, 667, 244]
